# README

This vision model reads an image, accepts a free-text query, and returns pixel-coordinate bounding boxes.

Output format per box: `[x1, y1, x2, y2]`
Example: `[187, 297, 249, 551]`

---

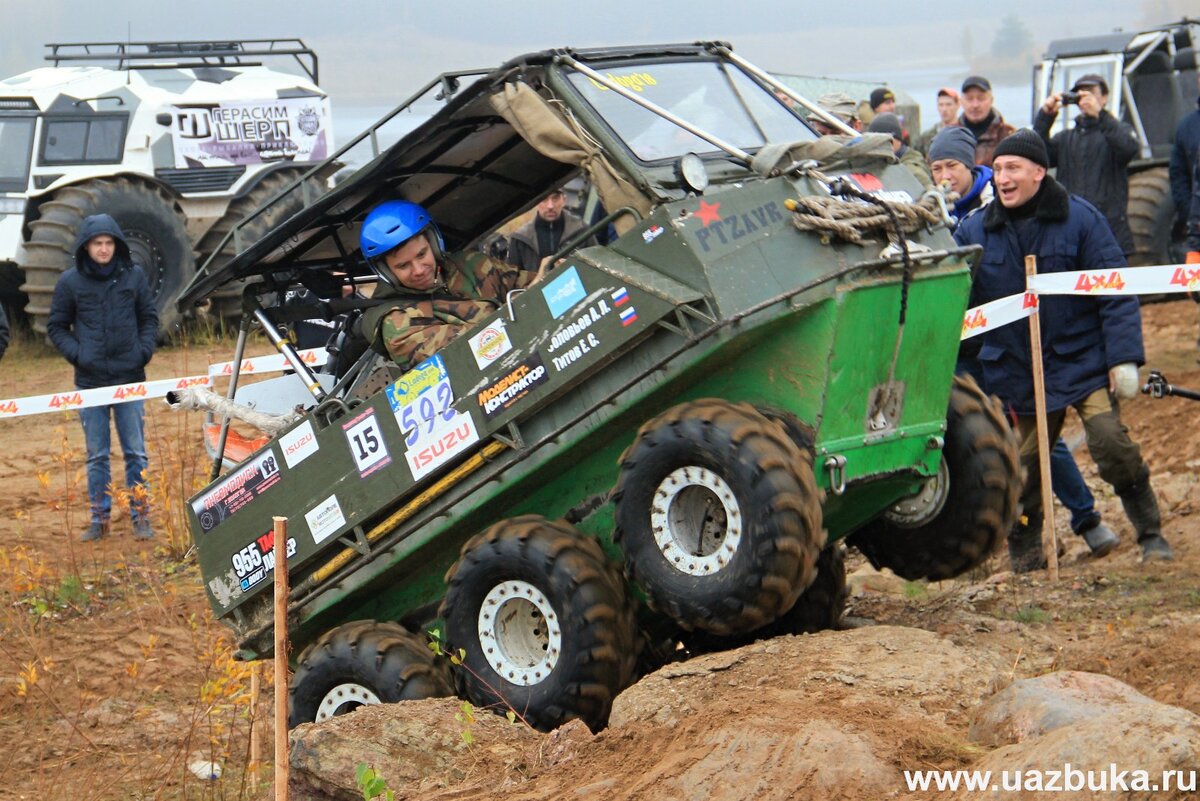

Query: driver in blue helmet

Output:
[358, 199, 538, 371]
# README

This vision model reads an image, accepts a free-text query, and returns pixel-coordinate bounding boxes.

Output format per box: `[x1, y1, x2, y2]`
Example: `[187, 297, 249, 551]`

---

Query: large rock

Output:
[288, 698, 543, 801]
[289, 626, 1007, 801]
[947, 671, 1200, 800]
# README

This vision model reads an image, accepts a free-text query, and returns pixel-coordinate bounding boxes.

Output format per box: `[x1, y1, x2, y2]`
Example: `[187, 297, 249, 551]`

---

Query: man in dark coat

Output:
[1033, 74, 1140, 255]
[506, 189, 592, 274]
[47, 214, 158, 541]
[1170, 74, 1200, 230]
[0, 302, 9, 362]
[955, 130, 1172, 571]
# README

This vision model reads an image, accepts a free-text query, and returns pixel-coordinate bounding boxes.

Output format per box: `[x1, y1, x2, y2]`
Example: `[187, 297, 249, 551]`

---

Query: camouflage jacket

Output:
[362, 251, 535, 372]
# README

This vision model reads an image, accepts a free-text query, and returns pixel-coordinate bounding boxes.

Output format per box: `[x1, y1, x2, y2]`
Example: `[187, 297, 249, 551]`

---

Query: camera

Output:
[1061, 91, 1081, 105]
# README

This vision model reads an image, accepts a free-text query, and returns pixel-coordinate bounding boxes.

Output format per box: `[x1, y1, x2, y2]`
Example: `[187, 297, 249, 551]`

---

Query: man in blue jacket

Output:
[47, 214, 158, 541]
[956, 130, 1173, 571]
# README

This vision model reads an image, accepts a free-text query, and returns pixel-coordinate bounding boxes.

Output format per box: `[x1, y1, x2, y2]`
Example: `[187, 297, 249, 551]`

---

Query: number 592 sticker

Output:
[342, 409, 391, 477]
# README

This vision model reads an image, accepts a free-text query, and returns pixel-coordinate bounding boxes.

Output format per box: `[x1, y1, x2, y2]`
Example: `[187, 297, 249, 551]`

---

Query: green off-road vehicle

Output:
[176, 42, 1021, 733]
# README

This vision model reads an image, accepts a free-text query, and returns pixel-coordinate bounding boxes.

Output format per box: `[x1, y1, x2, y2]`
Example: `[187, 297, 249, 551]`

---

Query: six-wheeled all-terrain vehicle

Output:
[176, 42, 1021, 733]
[0, 39, 335, 335]
[1033, 18, 1200, 267]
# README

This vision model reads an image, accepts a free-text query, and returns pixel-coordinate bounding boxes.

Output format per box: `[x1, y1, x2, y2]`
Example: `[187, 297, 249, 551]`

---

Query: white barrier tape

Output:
[0, 375, 212, 418]
[1027, 263, 1200, 296]
[961, 292, 1039, 341]
[1, 348, 330, 419]
[207, 347, 327, 376]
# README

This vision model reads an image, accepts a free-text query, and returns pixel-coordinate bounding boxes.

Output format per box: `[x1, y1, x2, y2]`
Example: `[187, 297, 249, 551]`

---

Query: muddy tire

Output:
[613, 399, 824, 636]
[288, 620, 454, 727]
[848, 374, 1020, 581]
[440, 516, 637, 733]
[194, 168, 322, 324]
[770, 541, 848, 634]
[1127, 166, 1183, 268]
[19, 178, 193, 337]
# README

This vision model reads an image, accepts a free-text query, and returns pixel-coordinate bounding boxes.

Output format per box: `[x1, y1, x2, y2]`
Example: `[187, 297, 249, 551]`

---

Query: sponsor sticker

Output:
[476, 354, 549, 419]
[541, 266, 588, 319]
[343, 410, 391, 478]
[192, 449, 283, 533]
[279, 420, 318, 469]
[305, 494, 346, 545]
[386, 355, 448, 410]
[230, 529, 298, 593]
[468, 319, 512, 370]
[406, 412, 480, 481]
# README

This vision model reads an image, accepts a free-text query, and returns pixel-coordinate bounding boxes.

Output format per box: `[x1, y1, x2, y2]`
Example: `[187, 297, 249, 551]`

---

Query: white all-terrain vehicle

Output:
[0, 39, 335, 334]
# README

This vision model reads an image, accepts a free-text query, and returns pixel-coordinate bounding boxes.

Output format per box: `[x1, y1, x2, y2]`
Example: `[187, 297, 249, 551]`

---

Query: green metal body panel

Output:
[183, 49, 977, 660]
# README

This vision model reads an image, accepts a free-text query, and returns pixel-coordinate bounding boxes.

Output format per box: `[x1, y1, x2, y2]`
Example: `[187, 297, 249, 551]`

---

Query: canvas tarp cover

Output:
[489, 82, 651, 234]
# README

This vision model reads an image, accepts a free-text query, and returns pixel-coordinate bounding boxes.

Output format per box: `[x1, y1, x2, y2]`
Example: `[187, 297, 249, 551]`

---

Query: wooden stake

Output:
[249, 663, 262, 774]
[1025, 255, 1059, 580]
[273, 516, 289, 801]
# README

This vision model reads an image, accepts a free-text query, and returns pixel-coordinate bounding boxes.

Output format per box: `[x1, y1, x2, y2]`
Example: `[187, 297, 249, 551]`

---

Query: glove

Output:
[1109, 362, 1140, 400]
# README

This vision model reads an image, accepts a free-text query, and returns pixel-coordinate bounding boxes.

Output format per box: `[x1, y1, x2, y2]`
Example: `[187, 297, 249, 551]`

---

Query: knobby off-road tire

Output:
[848, 374, 1021, 581]
[19, 178, 194, 337]
[770, 541, 848, 634]
[288, 620, 454, 728]
[613, 399, 824, 637]
[685, 541, 847, 654]
[1127, 166, 1183, 269]
[194, 168, 320, 324]
[440, 516, 638, 733]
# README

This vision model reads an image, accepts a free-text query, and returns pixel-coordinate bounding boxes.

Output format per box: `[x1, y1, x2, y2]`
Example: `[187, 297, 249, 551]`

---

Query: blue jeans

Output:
[78, 400, 149, 524]
[1050, 437, 1098, 534]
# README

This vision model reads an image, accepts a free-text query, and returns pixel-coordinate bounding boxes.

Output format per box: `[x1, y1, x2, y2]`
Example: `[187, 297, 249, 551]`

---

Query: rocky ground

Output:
[1, 300, 1199, 801]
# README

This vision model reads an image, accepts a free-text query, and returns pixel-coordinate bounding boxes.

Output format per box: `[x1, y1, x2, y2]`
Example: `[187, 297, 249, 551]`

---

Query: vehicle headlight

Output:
[0, 197, 25, 216]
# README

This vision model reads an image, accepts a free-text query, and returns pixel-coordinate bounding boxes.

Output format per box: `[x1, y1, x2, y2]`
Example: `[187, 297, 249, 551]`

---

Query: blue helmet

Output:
[360, 199, 445, 287]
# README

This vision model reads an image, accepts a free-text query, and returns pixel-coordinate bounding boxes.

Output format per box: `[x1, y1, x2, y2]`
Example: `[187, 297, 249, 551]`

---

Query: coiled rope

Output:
[784, 168, 951, 244]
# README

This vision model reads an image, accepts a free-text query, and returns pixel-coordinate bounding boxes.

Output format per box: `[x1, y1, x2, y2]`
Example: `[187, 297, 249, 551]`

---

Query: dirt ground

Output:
[1, 300, 1199, 800]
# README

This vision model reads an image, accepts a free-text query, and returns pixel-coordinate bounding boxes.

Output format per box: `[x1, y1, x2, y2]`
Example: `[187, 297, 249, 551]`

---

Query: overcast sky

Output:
[0, 0, 1190, 107]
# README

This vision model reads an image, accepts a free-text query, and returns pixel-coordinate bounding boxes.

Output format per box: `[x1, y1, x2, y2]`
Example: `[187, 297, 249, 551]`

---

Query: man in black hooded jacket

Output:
[47, 214, 158, 542]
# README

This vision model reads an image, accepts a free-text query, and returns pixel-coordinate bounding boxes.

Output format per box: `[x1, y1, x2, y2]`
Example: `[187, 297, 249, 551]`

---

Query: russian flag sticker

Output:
[611, 287, 630, 306]
[619, 306, 638, 326]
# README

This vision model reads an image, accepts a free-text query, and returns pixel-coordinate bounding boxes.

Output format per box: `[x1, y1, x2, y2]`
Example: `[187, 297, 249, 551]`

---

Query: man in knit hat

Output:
[933, 126, 1119, 562]
[867, 112, 931, 188]
[927, 126, 991, 222]
[955, 129, 1172, 571]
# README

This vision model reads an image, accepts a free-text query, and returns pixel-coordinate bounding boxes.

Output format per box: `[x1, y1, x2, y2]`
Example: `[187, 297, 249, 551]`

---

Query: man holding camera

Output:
[1033, 74, 1140, 255]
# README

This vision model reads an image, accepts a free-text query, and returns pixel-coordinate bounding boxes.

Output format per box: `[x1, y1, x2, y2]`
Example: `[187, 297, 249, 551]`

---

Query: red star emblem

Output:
[694, 200, 722, 227]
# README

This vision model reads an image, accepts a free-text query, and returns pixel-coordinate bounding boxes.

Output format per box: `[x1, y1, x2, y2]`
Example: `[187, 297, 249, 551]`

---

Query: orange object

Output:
[203, 421, 270, 464]
[1186, 251, 1200, 265]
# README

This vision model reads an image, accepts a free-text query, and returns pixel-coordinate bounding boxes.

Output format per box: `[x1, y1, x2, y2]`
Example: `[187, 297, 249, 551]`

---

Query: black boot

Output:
[1116, 469, 1174, 563]
[1008, 519, 1047, 574]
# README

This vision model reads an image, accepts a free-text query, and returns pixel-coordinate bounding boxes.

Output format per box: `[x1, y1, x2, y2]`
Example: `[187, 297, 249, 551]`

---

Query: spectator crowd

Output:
[812, 71, 1200, 569]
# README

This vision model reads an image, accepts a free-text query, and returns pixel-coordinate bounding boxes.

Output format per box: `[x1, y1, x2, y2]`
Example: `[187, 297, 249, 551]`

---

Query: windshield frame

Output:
[0, 114, 37, 193]
[555, 54, 816, 169]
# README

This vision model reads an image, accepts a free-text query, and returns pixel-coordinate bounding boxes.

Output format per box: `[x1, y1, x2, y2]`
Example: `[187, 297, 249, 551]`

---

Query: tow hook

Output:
[824, 455, 848, 496]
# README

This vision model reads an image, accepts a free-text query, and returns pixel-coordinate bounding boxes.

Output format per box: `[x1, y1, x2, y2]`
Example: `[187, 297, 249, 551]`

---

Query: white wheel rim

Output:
[650, 466, 742, 576]
[315, 683, 381, 721]
[478, 580, 561, 687]
[883, 457, 951, 528]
